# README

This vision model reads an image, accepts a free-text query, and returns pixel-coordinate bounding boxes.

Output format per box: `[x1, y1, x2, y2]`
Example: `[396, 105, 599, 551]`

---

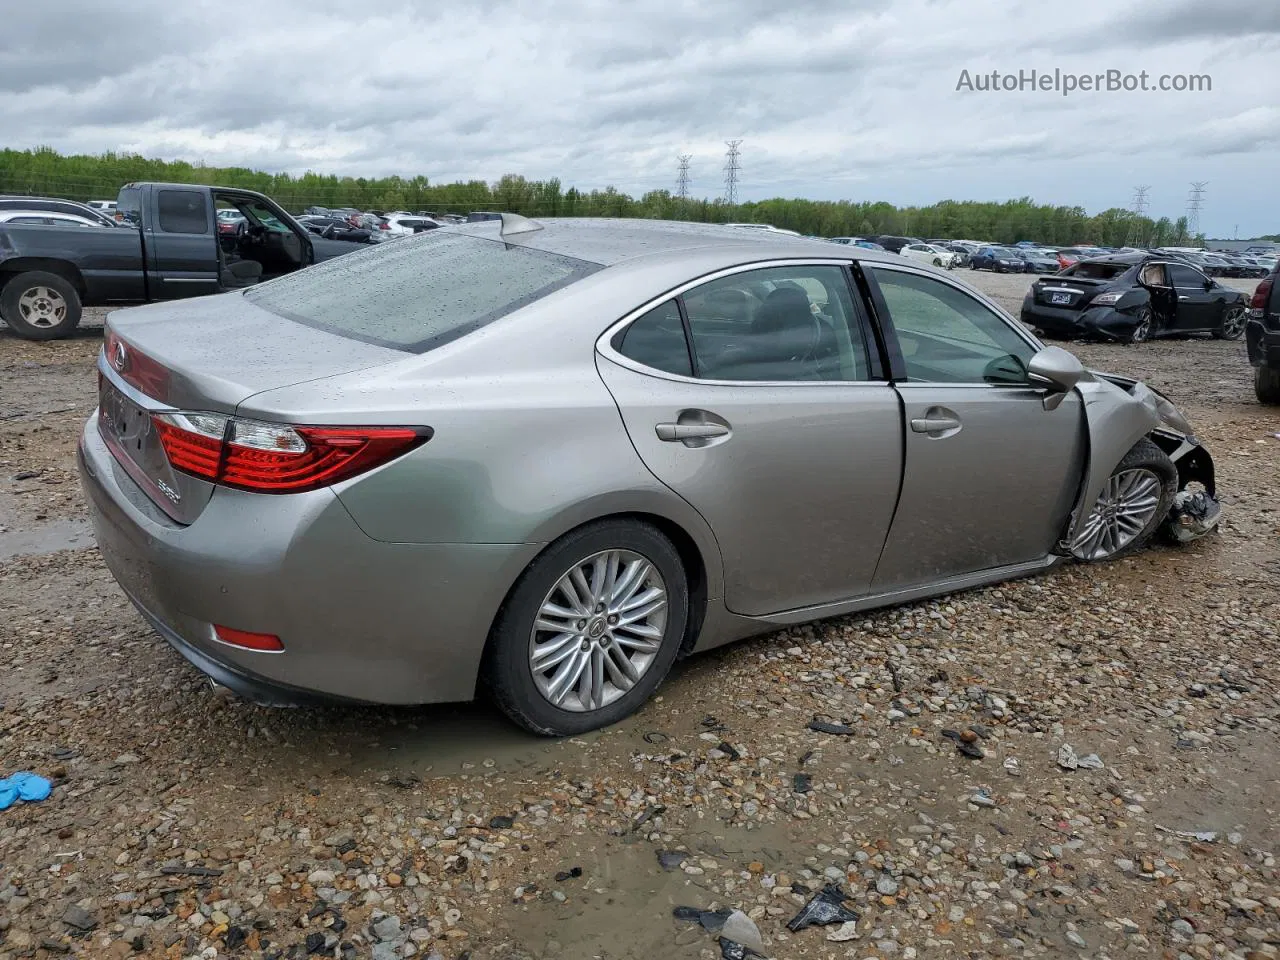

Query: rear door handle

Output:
[910, 416, 961, 433]
[1178, 295, 1190, 301]
[656, 422, 730, 441]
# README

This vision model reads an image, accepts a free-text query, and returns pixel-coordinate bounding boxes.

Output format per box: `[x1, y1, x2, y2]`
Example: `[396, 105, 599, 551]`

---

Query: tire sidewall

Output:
[485, 520, 689, 736]
[1, 271, 83, 341]
[1074, 438, 1178, 562]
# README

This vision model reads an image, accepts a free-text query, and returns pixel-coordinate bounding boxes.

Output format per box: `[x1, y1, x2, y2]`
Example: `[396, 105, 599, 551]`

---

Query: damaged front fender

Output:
[1060, 373, 1215, 550]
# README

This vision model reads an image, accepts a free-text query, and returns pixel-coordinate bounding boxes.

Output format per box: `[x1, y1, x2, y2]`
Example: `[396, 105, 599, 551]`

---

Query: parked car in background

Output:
[1015, 248, 1061, 274]
[1021, 253, 1249, 343]
[900, 242, 958, 269]
[1246, 261, 1280, 404]
[942, 243, 971, 267]
[0, 195, 122, 228]
[216, 209, 247, 236]
[0, 182, 366, 339]
[1055, 247, 1093, 270]
[383, 214, 443, 236]
[873, 235, 921, 253]
[0, 209, 112, 229]
[86, 199, 118, 213]
[1243, 244, 1278, 257]
[969, 245, 1026, 272]
[296, 216, 376, 244]
[78, 216, 1218, 735]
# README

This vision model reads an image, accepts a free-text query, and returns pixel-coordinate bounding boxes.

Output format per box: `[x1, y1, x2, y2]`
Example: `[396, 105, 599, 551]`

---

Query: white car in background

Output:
[900, 242, 959, 269]
[0, 209, 109, 228]
[382, 213, 444, 237]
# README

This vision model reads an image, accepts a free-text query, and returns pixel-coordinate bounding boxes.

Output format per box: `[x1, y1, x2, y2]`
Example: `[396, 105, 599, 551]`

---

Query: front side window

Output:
[869, 267, 1035, 384]
[1168, 263, 1207, 287]
[157, 190, 209, 234]
[681, 265, 870, 382]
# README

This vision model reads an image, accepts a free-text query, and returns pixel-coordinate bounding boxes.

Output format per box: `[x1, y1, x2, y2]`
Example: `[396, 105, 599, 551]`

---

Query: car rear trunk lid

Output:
[98, 293, 406, 523]
[1032, 276, 1108, 310]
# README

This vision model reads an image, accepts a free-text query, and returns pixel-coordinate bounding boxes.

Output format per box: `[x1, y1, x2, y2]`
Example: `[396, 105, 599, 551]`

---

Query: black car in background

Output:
[1021, 253, 1249, 343]
[1246, 261, 1280, 403]
[872, 235, 919, 253]
[969, 245, 1026, 272]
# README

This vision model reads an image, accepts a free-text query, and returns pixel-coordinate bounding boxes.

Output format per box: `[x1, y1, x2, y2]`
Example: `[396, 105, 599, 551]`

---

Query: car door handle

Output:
[910, 416, 961, 433]
[656, 422, 730, 441]
[1178, 295, 1189, 300]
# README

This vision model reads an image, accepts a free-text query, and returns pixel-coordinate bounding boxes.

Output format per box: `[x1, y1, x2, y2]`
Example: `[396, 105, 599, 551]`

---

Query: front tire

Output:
[1256, 365, 1280, 405]
[1214, 305, 1246, 340]
[484, 520, 689, 736]
[1070, 438, 1177, 562]
[0, 270, 82, 340]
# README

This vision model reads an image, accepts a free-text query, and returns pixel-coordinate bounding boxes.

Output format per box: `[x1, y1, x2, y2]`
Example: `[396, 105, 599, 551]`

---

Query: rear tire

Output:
[1070, 438, 1177, 562]
[1256, 365, 1280, 405]
[484, 519, 689, 736]
[0, 270, 82, 340]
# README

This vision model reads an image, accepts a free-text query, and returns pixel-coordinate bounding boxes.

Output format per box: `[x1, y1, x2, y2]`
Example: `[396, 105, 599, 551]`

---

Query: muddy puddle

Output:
[0, 507, 94, 561]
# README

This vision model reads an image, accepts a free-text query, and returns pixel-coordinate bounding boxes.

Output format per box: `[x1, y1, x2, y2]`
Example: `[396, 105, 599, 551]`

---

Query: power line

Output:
[1187, 181, 1207, 239]
[723, 139, 742, 205]
[676, 154, 691, 200]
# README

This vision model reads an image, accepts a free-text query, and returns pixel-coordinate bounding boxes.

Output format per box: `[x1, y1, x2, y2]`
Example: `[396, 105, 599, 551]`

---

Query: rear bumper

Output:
[77, 414, 540, 705]
[1246, 317, 1280, 368]
[1021, 303, 1137, 341]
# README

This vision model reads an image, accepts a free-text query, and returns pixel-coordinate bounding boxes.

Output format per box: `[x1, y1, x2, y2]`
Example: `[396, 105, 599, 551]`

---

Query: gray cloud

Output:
[0, 0, 1276, 233]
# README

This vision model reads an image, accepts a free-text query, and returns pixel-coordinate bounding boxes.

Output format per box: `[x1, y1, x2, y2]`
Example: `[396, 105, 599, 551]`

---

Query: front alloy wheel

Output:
[529, 550, 667, 712]
[1071, 439, 1177, 562]
[1216, 305, 1246, 340]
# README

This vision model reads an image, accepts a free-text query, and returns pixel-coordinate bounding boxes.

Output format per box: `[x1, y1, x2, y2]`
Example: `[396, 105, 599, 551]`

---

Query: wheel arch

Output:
[0, 258, 88, 300]
[481, 499, 722, 668]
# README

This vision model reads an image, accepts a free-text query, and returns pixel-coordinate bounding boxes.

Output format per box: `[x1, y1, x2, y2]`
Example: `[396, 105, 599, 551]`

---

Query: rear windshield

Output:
[1061, 261, 1130, 280]
[245, 232, 599, 351]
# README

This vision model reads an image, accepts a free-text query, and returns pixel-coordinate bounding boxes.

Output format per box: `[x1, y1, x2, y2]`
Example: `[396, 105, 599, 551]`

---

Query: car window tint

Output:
[246, 231, 599, 352]
[614, 300, 692, 376]
[1168, 263, 1206, 287]
[869, 267, 1035, 385]
[157, 190, 209, 234]
[681, 265, 869, 382]
[9, 216, 51, 224]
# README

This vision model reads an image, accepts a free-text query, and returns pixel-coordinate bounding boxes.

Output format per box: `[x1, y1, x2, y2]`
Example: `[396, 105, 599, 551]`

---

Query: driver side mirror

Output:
[1027, 346, 1085, 410]
[1203, 278, 1215, 290]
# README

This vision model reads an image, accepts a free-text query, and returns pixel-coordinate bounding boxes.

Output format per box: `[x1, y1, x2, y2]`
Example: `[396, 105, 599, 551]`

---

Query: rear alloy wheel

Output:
[1256, 365, 1280, 405]
[0, 270, 83, 340]
[1214, 305, 1247, 340]
[1127, 307, 1154, 344]
[1070, 439, 1177, 562]
[485, 520, 688, 736]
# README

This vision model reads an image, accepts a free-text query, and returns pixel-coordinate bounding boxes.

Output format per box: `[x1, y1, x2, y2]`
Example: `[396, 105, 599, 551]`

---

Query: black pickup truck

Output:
[0, 182, 365, 340]
[1247, 261, 1280, 404]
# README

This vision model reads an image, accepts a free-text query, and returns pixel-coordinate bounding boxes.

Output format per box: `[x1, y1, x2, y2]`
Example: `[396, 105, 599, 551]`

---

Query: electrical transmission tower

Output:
[1126, 185, 1150, 246]
[723, 140, 742, 205]
[676, 155, 691, 200]
[1187, 181, 1207, 241]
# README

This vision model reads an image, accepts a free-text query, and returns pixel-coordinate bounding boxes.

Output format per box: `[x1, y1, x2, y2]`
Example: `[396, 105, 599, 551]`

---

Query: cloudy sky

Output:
[4, 0, 1279, 235]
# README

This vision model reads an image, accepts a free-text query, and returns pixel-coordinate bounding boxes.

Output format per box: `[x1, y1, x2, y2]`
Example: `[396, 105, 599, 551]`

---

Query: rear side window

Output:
[614, 300, 692, 376]
[246, 232, 599, 351]
[157, 190, 209, 234]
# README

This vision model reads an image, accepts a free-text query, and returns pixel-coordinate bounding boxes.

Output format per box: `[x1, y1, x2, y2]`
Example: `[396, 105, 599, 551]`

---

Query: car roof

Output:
[444, 217, 905, 270]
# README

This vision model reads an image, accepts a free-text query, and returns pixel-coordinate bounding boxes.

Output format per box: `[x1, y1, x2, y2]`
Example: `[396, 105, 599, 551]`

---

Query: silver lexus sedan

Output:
[78, 217, 1218, 735]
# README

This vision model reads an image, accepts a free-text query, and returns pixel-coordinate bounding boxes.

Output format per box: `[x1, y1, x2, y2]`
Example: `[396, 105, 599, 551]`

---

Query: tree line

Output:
[3, 146, 1273, 247]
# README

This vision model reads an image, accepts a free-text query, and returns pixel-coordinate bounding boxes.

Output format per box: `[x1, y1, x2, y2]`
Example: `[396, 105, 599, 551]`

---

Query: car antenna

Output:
[499, 212, 543, 237]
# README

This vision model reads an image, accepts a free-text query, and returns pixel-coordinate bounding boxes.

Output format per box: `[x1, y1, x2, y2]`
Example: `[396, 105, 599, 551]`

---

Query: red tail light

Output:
[1250, 276, 1273, 311]
[152, 413, 430, 493]
[379, 222, 389, 230]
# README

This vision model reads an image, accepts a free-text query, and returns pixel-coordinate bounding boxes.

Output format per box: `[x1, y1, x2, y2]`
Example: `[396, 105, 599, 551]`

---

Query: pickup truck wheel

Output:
[1, 271, 82, 340]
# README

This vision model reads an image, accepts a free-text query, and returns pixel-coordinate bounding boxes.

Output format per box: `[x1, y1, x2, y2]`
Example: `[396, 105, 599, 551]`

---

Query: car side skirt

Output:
[690, 555, 1060, 652]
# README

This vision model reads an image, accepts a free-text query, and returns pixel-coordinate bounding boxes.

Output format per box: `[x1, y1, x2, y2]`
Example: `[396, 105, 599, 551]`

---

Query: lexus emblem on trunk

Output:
[112, 340, 128, 371]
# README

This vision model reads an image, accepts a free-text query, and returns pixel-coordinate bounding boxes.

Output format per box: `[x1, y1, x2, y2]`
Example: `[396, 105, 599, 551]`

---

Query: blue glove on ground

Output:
[0, 771, 53, 809]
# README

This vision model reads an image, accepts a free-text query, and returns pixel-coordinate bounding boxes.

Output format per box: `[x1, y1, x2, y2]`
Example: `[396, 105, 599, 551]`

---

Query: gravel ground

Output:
[1, 275, 1278, 960]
